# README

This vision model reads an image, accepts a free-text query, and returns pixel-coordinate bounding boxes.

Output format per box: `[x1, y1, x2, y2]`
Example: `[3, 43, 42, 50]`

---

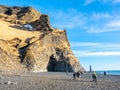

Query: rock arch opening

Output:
[47, 55, 57, 72]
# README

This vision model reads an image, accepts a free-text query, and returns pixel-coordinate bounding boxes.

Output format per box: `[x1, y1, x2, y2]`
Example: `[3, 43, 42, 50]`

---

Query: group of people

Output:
[73, 71, 107, 82]
[73, 71, 97, 82]
[73, 71, 83, 80]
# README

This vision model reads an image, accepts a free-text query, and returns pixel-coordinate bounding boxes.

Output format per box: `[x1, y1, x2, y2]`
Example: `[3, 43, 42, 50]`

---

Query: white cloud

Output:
[71, 42, 120, 57]
[51, 10, 120, 33]
[84, 0, 120, 5]
[103, 0, 120, 3]
[87, 26, 120, 33]
[73, 50, 120, 57]
[44, 7, 120, 33]
[87, 20, 120, 33]
[86, 13, 120, 33]
[71, 42, 100, 47]
[92, 13, 112, 19]
[71, 42, 120, 50]
[49, 9, 86, 29]
[113, 0, 120, 3]
[106, 21, 120, 28]
[84, 0, 95, 5]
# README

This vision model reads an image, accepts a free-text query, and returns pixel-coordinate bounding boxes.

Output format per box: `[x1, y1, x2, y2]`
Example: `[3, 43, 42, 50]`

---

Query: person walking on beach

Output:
[76, 71, 80, 80]
[92, 71, 97, 82]
[73, 71, 82, 80]
[73, 72, 77, 80]
[104, 71, 107, 76]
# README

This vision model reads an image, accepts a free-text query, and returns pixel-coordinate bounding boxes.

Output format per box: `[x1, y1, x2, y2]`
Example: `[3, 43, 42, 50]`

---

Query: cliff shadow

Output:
[47, 55, 73, 72]
[47, 55, 57, 72]
[18, 37, 35, 63]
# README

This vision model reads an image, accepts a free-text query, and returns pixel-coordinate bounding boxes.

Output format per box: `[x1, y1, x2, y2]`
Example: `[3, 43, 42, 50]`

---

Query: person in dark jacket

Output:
[76, 71, 80, 78]
[73, 72, 77, 79]
[104, 71, 107, 76]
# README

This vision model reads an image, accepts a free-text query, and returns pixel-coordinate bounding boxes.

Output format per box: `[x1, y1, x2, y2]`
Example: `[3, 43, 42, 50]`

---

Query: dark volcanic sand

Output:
[0, 72, 120, 90]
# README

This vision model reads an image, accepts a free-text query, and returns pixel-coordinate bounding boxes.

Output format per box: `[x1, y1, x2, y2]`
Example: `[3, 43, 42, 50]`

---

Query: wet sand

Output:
[0, 72, 120, 90]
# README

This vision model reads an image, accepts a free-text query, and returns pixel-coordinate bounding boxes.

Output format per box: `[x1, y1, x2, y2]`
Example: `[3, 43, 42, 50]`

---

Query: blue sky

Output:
[1, 0, 120, 71]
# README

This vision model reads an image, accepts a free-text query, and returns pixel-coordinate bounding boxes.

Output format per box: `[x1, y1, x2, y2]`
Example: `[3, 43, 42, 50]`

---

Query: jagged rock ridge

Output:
[0, 5, 84, 74]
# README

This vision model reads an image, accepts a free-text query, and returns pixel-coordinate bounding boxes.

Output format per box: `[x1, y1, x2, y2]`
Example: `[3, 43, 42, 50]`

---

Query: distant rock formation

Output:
[0, 5, 84, 74]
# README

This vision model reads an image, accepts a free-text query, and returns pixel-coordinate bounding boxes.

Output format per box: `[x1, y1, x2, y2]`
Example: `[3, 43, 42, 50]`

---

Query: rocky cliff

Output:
[0, 5, 83, 74]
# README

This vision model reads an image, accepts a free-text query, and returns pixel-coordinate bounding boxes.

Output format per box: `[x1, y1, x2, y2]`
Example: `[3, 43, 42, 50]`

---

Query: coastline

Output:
[0, 72, 120, 90]
[96, 70, 120, 75]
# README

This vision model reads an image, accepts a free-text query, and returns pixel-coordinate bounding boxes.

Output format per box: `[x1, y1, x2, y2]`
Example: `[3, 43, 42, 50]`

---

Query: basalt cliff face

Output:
[0, 5, 83, 74]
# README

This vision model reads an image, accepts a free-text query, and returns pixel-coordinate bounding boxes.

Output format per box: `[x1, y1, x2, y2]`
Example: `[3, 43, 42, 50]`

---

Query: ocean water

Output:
[96, 70, 120, 75]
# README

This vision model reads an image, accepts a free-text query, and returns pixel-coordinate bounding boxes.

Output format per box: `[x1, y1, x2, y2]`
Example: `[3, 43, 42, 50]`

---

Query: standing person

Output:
[104, 71, 107, 76]
[76, 71, 80, 80]
[92, 71, 97, 82]
[73, 72, 76, 79]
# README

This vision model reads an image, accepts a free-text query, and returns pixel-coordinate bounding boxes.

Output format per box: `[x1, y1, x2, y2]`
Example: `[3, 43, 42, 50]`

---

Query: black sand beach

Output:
[0, 72, 120, 90]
